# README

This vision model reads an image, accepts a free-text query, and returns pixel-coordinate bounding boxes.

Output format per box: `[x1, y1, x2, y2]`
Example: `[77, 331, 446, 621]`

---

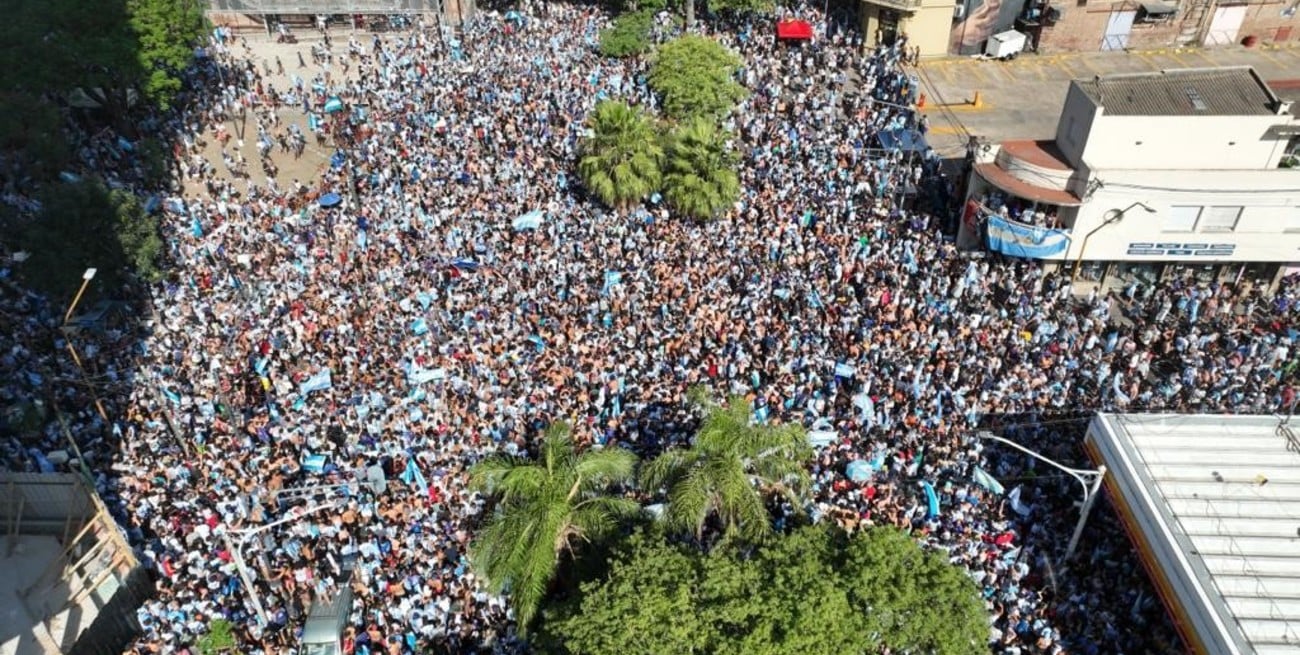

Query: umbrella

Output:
[505, 10, 523, 22]
[512, 209, 544, 231]
[450, 259, 481, 271]
[846, 460, 874, 483]
[319, 192, 343, 208]
[324, 97, 345, 114]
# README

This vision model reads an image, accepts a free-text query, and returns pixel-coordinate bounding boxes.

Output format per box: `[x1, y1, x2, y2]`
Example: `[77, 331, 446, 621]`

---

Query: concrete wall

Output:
[1063, 168, 1300, 263]
[912, 0, 960, 56]
[1054, 83, 1101, 166]
[1081, 114, 1293, 169]
[861, 0, 956, 57]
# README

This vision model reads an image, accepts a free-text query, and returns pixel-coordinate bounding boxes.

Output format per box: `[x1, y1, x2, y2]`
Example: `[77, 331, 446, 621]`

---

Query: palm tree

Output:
[469, 423, 638, 629]
[577, 100, 664, 211]
[662, 117, 740, 221]
[641, 388, 811, 542]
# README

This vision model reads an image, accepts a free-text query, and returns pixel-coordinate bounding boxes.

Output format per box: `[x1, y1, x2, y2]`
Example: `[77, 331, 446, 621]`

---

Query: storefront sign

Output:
[1126, 242, 1236, 257]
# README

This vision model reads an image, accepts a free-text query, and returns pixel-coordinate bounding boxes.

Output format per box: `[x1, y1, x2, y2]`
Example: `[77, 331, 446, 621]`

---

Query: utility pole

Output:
[226, 502, 339, 625]
[975, 431, 1106, 562]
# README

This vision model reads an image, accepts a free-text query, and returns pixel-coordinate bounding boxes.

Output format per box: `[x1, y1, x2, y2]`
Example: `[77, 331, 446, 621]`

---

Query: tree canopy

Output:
[469, 423, 639, 629]
[578, 100, 665, 210]
[641, 392, 810, 540]
[598, 10, 654, 58]
[540, 525, 989, 655]
[20, 179, 164, 296]
[661, 118, 741, 220]
[648, 35, 746, 120]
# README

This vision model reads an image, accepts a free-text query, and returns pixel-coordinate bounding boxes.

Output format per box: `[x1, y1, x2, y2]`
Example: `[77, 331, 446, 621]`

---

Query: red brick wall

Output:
[1036, 2, 1122, 52]
[1238, 2, 1299, 44]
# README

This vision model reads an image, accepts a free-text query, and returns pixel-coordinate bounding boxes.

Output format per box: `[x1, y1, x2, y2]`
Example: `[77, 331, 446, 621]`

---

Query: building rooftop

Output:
[1074, 67, 1281, 116]
[1086, 413, 1300, 655]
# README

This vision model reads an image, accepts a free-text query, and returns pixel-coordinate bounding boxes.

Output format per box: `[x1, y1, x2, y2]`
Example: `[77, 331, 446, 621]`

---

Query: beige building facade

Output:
[959, 67, 1300, 289]
[861, 0, 960, 57]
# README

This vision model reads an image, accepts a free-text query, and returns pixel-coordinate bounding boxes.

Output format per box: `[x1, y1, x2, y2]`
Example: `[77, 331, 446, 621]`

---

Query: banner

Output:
[986, 215, 1070, 259]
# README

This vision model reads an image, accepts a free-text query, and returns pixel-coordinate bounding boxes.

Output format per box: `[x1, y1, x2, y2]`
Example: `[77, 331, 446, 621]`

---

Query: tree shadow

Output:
[0, 0, 209, 652]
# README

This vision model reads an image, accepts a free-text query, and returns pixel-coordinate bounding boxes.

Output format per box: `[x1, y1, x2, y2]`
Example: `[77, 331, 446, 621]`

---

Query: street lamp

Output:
[224, 502, 339, 626]
[1070, 202, 1155, 285]
[975, 431, 1106, 562]
[61, 269, 108, 422]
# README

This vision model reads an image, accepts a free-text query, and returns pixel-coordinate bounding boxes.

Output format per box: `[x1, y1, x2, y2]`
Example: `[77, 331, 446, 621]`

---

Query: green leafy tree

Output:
[641, 389, 810, 541]
[20, 179, 163, 297]
[578, 100, 664, 211]
[706, 0, 774, 14]
[469, 423, 639, 629]
[599, 11, 654, 58]
[541, 525, 988, 655]
[648, 36, 746, 120]
[128, 0, 209, 109]
[196, 618, 237, 655]
[662, 117, 740, 220]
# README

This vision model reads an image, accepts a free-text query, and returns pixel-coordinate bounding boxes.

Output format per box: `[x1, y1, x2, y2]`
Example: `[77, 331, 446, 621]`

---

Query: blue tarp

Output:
[986, 215, 1070, 259]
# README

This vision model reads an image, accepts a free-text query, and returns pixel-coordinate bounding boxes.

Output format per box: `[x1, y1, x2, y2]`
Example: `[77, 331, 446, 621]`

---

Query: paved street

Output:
[914, 44, 1300, 156]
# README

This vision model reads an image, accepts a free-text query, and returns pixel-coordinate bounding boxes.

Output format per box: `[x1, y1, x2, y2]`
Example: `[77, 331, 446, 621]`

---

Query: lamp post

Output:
[61, 269, 109, 423]
[1070, 202, 1155, 285]
[225, 502, 339, 626]
[975, 431, 1106, 562]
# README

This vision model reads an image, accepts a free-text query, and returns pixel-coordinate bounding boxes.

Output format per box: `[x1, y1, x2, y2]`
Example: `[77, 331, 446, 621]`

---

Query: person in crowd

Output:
[0, 6, 1294, 655]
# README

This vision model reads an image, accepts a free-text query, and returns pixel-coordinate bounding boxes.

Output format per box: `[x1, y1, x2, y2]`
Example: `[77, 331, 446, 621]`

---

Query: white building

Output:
[959, 66, 1300, 289]
[1085, 413, 1300, 655]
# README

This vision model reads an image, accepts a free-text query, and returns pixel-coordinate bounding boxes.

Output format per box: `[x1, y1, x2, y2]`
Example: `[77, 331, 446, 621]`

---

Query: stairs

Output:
[1178, 0, 1212, 45]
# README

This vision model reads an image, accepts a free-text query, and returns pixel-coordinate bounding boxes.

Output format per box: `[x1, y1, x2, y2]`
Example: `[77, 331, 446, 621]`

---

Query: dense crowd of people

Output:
[1, 3, 1298, 655]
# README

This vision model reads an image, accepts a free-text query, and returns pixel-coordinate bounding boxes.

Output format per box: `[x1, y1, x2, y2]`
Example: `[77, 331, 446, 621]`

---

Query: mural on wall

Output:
[950, 0, 1027, 54]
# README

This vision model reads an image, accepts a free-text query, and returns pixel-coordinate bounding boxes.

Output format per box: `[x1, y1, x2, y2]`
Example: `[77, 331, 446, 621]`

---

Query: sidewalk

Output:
[915, 44, 1300, 156]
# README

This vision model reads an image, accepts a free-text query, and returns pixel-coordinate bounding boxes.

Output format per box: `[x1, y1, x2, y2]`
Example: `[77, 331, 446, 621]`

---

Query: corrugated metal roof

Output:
[1073, 67, 1280, 116]
[1089, 413, 1300, 655]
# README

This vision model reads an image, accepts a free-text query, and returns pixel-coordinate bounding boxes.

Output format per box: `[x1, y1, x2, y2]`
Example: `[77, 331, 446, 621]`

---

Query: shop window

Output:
[1162, 205, 1201, 232]
[1077, 261, 1106, 283]
[1113, 262, 1161, 286]
[1199, 206, 1241, 232]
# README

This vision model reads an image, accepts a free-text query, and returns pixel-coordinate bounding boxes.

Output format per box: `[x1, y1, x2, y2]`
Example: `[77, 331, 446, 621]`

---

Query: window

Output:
[1162, 206, 1201, 232]
[1199, 206, 1241, 232]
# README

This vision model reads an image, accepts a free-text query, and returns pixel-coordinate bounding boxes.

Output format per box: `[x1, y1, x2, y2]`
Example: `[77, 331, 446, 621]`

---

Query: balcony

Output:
[973, 139, 1083, 207]
[865, 0, 924, 11]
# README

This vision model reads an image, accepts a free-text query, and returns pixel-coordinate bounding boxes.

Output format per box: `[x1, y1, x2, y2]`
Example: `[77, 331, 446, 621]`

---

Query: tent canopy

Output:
[776, 19, 813, 41]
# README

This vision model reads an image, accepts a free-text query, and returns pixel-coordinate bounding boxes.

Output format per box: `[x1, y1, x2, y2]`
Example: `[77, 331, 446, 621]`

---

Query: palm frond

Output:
[575, 447, 637, 489]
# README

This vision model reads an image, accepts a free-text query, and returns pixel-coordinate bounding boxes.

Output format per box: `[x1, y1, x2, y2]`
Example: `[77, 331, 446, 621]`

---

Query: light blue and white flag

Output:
[512, 209, 544, 231]
[972, 466, 1006, 495]
[986, 215, 1070, 259]
[299, 368, 333, 395]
